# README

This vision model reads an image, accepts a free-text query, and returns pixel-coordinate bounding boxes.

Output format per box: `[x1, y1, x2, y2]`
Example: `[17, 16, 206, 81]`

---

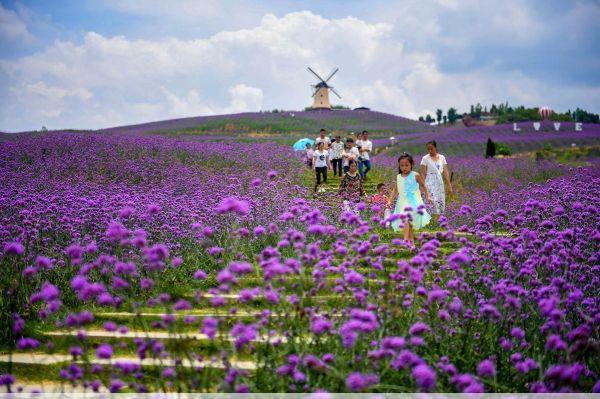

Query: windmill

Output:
[307, 67, 341, 110]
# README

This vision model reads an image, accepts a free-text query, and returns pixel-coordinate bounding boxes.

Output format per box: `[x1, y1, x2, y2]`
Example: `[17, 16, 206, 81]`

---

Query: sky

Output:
[0, 0, 599, 132]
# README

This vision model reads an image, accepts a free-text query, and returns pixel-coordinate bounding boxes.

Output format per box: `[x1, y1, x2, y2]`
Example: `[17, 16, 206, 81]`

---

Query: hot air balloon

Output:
[538, 106, 553, 120]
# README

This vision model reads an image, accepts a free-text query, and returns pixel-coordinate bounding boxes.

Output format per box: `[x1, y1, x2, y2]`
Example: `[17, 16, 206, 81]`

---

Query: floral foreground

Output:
[1, 161, 599, 393]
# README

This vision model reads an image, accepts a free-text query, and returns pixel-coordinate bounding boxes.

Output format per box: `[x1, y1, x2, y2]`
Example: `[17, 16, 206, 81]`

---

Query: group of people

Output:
[305, 131, 453, 245]
[304, 129, 373, 193]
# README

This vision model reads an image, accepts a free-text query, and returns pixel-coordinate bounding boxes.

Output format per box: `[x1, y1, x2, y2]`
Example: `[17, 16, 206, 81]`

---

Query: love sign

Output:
[513, 122, 583, 132]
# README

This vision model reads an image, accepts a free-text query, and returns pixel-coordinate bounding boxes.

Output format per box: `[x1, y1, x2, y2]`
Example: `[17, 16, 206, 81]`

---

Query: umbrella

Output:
[292, 138, 315, 151]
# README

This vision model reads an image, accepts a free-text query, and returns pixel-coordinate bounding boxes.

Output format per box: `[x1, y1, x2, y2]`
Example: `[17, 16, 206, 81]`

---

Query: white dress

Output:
[420, 154, 447, 214]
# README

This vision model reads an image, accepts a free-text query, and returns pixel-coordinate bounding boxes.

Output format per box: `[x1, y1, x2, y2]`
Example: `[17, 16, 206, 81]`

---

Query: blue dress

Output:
[391, 171, 431, 231]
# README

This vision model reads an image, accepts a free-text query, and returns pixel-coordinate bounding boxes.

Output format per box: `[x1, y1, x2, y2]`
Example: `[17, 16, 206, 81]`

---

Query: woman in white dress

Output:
[419, 140, 453, 224]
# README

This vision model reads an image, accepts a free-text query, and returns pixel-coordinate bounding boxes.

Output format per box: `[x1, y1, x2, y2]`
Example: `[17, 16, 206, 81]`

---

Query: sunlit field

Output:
[1, 120, 599, 393]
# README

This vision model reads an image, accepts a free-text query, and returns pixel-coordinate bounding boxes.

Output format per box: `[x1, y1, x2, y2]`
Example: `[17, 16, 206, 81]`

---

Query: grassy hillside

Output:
[99, 109, 437, 137]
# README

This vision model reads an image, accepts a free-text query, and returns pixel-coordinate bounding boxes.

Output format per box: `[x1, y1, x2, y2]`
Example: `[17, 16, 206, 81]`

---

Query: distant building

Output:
[354, 107, 370, 111]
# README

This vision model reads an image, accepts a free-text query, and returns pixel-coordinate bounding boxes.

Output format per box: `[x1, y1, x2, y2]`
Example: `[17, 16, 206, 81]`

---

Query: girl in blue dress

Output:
[388, 153, 432, 245]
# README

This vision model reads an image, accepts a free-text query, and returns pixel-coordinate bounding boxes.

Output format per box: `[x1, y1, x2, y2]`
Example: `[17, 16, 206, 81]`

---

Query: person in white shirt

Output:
[341, 139, 360, 174]
[419, 140, 453, 224]
[330, 136, 344, 177]
[313, 141, 332, 193]
[315, 129, 331, 149]
[357, 130, 373, 179]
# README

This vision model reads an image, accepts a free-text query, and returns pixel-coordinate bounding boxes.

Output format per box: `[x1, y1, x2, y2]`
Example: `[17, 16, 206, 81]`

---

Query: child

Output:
[372, 183, 392, 225]
[304, 143, 314, 169]
[313, 141, 332, 194]
[388, 153, 432, 245]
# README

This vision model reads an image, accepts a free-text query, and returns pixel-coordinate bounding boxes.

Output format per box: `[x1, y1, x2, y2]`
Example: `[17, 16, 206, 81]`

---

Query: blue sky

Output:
[1, 0, 599, 131]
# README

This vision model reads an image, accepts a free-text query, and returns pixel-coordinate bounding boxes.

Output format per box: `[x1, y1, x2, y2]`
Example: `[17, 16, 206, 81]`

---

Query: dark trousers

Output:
[315, 166, 327, 190]
[332, 158, 343, 176]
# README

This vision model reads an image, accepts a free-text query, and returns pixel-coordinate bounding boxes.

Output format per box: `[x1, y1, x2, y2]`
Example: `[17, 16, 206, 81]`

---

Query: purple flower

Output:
[109, 379, 125, 393]
[345, 372, 379, 392]
[477, 359, 496, 377]
[17, 337, 39, 350]
[230, 322, 257, 350]
[35, 256, 53, 269]
[0, 374, 15, 386]
[510, 327, 525, 340]
[409, 322, 430, 336]
[546, 334, 567, 351]
[65, 243, 84, 260]
[171, 257, 183, 267]
[344, 270, 365, 285]
[412, 364, 436, 391]
[194, 269, 207, 279]
[311, 317, 333, 335]
[229, 261, 253, 274]
[3, 242, 24, 256]
[217, 197, 250, 216]
[216, 268, 236, 284]
[173, 299, 192, 311]
[96, 343, 113, 359]
[162, 367, 176, 378]
[201, 317, 218, 340]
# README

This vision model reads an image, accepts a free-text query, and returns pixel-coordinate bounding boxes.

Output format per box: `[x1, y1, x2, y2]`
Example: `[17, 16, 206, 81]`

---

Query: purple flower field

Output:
[0, 128, 599, 393]
[378, 122, 600, 157]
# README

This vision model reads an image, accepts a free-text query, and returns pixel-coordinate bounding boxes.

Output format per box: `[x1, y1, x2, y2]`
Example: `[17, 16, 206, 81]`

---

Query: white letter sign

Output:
[513, 123, 520, 132]
[575, 122, 582, 131]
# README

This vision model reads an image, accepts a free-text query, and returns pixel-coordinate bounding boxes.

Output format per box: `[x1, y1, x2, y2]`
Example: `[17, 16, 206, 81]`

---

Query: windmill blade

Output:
[324, 67, 339, 82]
[307, 67, 326, 82]
[330, 87, 342, 99]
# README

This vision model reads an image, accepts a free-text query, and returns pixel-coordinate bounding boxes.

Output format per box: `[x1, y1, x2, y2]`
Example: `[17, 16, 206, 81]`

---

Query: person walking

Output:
[357, 130, 372, 179]
[341, 139, 360, 174]
[419, 140, 452, 224]
[338, 159, 365, 213]
[389, 153, 432, 245]
[315, 129, 331, 149]
[313, 141, 332, 193]
[330, 136, 344, 177]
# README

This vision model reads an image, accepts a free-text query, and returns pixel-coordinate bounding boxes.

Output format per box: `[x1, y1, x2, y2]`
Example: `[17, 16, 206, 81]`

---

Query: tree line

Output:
[418, 103, 599, 125]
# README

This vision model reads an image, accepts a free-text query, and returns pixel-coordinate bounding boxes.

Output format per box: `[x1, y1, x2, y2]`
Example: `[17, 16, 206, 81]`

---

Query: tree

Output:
[486, 137, 496, 158]
[418, 116, 425, 122]
[425, 114, 433, 123]
[447, 107, 458, 124]
[442, 115, 447, 124]
[436, 109, 443, 124]
[470, 105, 475, 116]
[474, 103, 482, 119]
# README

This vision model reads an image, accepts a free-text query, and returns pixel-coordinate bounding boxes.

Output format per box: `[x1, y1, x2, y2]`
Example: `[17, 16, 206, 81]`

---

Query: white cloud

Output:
[0, 8, 598, 132]
[227, 84, 264, 113]
[0, 3, 34, 44]
[9, 82, 92, 118]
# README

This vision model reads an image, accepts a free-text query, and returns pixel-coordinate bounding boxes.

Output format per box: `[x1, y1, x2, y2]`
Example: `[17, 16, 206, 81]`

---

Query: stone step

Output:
[1, 380, 109, 393]
[0, 352, 257, 371]
[97, 311, 342, 320]
[43, 329, 285, 344]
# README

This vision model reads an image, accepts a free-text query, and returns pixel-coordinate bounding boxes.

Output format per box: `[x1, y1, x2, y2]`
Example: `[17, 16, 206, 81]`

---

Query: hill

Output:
[98, 109, 437, 137]
[383, 121, 600, 157]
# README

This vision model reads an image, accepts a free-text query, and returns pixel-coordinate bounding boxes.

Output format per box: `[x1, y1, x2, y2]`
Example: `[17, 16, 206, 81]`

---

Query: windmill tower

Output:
[308, 67, 341, 110]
